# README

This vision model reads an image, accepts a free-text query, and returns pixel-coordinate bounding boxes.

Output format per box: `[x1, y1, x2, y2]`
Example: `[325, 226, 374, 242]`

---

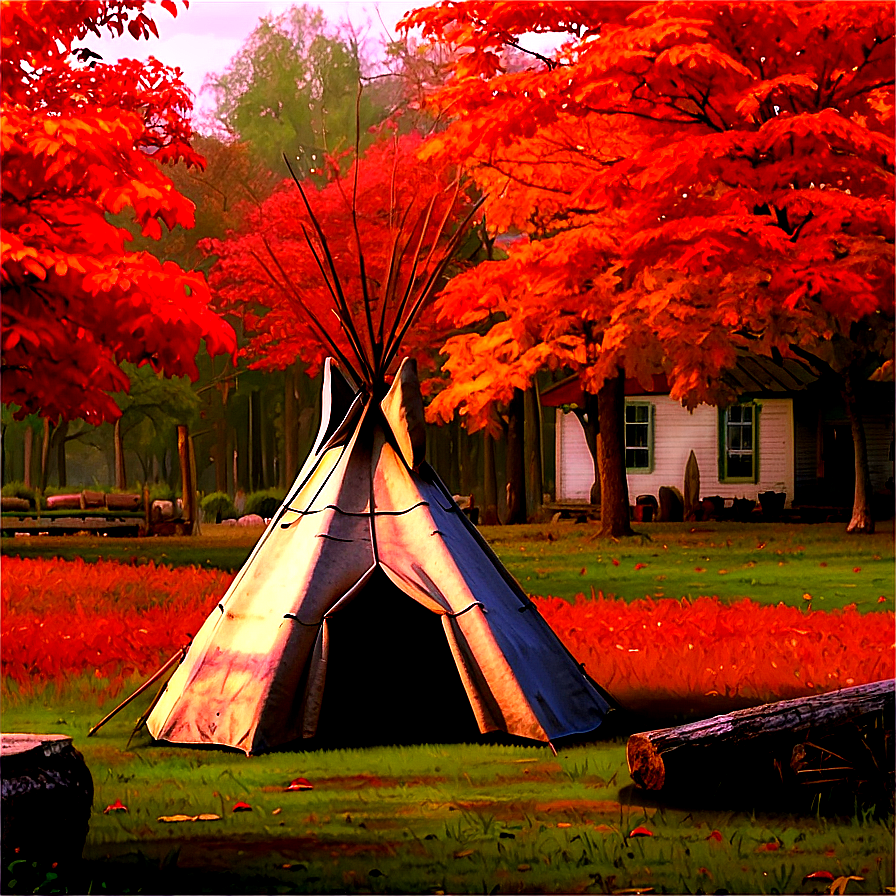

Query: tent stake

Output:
[126, 671, 173, 749]
[88, 647, 187, 738]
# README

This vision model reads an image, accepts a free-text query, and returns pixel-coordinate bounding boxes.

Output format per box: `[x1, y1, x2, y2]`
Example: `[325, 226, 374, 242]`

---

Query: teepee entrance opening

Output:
[312, 569, 480, 746]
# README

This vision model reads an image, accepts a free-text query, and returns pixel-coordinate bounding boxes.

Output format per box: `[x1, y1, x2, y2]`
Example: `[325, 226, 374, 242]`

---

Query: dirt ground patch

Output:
[88, 832, 402, 869]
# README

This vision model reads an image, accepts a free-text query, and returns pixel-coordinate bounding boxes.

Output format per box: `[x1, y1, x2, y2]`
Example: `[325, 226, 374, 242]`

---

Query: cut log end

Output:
[626, 733, 665, 791]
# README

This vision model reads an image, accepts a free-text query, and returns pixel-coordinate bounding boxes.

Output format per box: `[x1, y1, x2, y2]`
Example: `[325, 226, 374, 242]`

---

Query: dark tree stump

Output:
[657, 486, 683, 522]
[1, 734, 94, 882]
[627, 680, 894, 795]
[759, 490, 786, 521]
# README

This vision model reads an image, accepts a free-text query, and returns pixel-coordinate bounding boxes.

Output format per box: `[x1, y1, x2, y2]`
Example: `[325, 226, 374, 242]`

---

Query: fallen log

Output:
[627, 679, 894, 793]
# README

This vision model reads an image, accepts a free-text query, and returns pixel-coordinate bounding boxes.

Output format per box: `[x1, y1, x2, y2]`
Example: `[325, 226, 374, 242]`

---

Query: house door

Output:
[821, 424, 854, 507]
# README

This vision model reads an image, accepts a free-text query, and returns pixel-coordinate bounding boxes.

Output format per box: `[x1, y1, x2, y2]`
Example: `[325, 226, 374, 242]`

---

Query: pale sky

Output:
[89, 1, 421, 117]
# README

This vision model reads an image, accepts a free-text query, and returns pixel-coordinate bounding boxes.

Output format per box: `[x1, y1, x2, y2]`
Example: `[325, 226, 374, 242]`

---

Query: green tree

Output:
[205, 5, 385, 176]
[112, 363, 200, 489]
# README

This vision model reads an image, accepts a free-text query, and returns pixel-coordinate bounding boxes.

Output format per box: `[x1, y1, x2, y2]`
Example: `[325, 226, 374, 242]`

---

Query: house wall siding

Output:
[556, 397, 796, 505]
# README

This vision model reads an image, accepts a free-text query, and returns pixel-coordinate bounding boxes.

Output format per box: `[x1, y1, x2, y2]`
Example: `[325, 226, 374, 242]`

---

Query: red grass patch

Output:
[537, 592, 893, 710]
[2, 559, 892, 711]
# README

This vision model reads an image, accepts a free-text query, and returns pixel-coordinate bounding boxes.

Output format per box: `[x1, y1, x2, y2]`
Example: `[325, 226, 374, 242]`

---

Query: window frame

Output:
[624, 400, 655, 474]
[719, 402, 759, 483]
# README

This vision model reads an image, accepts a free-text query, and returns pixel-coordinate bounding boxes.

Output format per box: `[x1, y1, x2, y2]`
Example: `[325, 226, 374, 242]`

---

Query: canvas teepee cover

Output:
[147, 358, 611, 753]
[147, 146, 612, 753]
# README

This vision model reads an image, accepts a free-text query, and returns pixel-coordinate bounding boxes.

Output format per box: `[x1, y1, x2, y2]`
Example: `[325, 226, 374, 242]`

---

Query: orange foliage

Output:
[2, 559, 892, 713]
[404, 1, 894, 426]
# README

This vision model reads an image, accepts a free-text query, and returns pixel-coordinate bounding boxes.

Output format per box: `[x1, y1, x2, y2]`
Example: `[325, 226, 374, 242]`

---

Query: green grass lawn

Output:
[4, 521, 893, 893]
[4, 688, 893, 896]
[3, 520, 893, 612]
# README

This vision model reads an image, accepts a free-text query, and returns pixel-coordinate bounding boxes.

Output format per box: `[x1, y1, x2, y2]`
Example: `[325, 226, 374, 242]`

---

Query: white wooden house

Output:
[542, 356, 894, 512]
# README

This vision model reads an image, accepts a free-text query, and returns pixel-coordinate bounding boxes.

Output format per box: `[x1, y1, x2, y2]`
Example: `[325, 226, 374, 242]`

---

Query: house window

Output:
[721, 403, 758, 481]
[625, 402, 653, 472]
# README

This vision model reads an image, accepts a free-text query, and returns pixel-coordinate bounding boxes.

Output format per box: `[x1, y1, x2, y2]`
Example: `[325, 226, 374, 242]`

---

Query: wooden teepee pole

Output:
[87, 647, 187, 738]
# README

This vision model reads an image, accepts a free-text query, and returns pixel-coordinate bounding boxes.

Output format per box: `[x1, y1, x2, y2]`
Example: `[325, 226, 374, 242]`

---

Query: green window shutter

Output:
[648, 403, 656, 474]
[752, 402, 761, 483]
[718, 408, 726, 481]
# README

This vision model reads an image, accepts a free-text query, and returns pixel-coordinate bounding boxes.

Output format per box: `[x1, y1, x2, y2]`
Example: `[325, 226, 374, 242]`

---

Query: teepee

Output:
[146, 148, 613, 754]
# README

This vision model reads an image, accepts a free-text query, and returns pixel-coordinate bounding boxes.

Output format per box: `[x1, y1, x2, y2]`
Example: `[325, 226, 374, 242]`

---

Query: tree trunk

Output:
[842, 373, 874, 534]
[627, 679, 894, 794]
[113, 418, 126, 490]
[23, 425, 34, 488]
[524, 384, 543, 521]
[39, 418, 52, 492]
[597, 368, 633, 537]
[482, 431, 500, 525]
[177, 425, 199, 536]
[53, 420, 68, 487]
[248, 390, 263, 491]
[283, 363, 299, 488]
[573, 391, 601, 505]
[214, 417, 228, 494]
[504, 389, 526, 524]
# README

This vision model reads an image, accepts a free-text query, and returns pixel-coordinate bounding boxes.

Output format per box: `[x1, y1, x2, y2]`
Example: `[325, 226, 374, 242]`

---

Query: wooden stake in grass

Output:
[88, 647, 188, 738]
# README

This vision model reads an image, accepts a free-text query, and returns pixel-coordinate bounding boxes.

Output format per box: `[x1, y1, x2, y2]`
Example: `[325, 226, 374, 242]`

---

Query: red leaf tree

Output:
[1, 0, 235, 423]
[404, 1, 894, 535]
[205, 129, 479, 390]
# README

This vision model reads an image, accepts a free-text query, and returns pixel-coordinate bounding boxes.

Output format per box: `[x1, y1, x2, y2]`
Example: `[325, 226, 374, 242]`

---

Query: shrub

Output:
[147, 484, 177, 502]
[1, 481, 37, 508]
[201, 491, 237, 523]
[244, 489, 285, 520]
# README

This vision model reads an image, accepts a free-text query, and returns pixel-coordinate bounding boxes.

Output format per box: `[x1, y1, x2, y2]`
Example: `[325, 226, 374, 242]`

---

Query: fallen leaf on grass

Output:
[103, 800, 127, 814]
[285, 777, 313, 791]
[830, 877, 864, 896]
[803, 871, 835, 881]
[628, 826, 653, 837]
[232, 801, 252, 812]
[157, 814, 221, 823]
